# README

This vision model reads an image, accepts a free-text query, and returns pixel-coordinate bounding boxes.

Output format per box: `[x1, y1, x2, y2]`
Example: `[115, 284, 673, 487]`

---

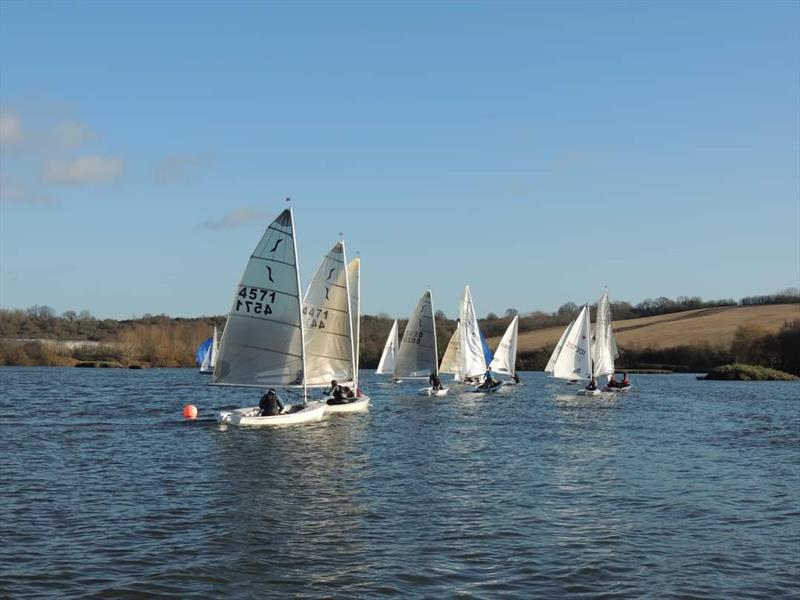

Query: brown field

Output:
[488, 304, 800, 353]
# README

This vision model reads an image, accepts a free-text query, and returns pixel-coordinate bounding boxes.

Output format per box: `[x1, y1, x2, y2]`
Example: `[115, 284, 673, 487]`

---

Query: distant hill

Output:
[488, 304, 799, 353]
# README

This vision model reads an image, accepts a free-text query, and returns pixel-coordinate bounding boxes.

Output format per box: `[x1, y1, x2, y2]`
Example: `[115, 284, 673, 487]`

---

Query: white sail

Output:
[210, 325, 219, 368]
[393, 290, 439, 379]
[547, 304, 592, 381]
[347, 258, 360, 388]
[459, 285, 487, 379]
[545, 318, 574, 374]
[489, 315, 518, 376]
[212, 208, 305, 388]
[376, 320, 399, 375]
[439, 326, 462, 380]
[302, 241, 354, 388]
[592, 289, 619, 379]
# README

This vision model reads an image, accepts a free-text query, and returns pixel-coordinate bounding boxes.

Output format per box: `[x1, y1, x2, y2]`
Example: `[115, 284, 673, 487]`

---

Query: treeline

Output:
[516, 321, 800, 376]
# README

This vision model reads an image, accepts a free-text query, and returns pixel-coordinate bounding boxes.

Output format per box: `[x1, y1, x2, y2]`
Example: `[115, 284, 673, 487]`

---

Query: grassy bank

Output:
[702, 364, 799, 381]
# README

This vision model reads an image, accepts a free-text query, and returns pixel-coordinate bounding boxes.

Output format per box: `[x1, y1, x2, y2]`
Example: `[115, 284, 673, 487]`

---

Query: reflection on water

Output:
[0, 368, 798, 598]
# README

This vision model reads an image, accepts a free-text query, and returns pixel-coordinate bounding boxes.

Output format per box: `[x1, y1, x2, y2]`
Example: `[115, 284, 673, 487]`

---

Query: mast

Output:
[288, 205, 307, 403]
[431, 289, 440, 377]
[341, 239, 357, 392]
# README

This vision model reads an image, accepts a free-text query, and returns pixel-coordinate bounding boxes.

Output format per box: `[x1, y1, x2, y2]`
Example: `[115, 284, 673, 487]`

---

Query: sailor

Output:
[481, 369, 497, 388]
[608, 374, 618, 388]
[512, 372, 520, 384]
[259, 389, 283, 416]
[585, 377, 597, 391]
[429, 371, 443, 391]
[327, 380, 350, 405]
[621, 373, 630, 386]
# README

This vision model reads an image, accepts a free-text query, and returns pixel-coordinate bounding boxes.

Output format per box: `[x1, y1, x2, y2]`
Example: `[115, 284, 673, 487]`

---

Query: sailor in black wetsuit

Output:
[429, 372, 443, 391]
[259, 389, 283, 416]
[327, 380, 351, 405]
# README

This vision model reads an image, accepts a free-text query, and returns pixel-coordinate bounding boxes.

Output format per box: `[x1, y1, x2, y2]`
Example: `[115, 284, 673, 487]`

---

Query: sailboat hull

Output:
[218, 400, 326, 427]
[324, 395, 370, 414]
[419, 386, 449, 396]
[576, 388, 603, 396]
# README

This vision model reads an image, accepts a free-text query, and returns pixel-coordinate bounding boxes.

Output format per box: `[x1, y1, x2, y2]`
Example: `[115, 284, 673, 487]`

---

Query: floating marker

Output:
[183, 404, 198, 420]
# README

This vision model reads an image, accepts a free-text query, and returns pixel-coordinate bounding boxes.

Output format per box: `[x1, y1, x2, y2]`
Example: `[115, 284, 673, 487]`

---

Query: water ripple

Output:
[0, 368, 798, 598]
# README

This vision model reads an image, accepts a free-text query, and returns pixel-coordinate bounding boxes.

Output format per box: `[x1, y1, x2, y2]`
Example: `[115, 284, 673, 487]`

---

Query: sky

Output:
[1, 0, 798, 320]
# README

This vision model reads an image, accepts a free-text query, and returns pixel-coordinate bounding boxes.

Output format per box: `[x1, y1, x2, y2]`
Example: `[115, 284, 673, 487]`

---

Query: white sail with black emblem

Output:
[393, 290, 439, 380]
[302, 241, 355, 388]
[212, 208, 306, 387]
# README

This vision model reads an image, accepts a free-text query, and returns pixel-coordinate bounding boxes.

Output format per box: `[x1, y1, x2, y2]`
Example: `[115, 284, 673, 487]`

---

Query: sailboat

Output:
[488, 315, 519, 385]
[593, 289, 629, 392]
[197, 325, 219, 374]
[214, 208, 326, 426]
[376, 320, 399, 376]
[544, 304, 594, 392]
[393, 290, 448, 396]
[303, 243, 369, 414]
[438, 324, 461, 381]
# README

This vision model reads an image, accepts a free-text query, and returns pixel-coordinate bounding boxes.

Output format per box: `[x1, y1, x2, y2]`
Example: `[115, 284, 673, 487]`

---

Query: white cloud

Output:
[0, 177, 50, 205]
[201, 207, 275, 230]
[50, 120, 97, 149]
[0, 112, 23, 147]
[44, 155, 124, 184]
[154, 153, 213, 184]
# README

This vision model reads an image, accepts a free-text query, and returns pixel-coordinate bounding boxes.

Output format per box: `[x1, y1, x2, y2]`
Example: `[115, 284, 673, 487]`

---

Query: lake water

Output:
[1, 367, 798, 598]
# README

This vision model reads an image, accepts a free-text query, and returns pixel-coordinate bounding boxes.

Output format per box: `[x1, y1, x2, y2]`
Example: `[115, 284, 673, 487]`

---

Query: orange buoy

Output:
[183, 404, 198, 419]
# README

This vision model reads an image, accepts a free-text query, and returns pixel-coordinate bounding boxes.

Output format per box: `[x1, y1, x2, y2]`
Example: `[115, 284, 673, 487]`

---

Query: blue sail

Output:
[195, 338, 212, 366]
[480, 330, 493, 365]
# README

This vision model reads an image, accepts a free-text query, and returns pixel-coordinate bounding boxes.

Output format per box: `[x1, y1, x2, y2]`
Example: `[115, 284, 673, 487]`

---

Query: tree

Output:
[435, 310, 447, 320]
[486, 312, 498, 320]
[504, 308, 518, 318]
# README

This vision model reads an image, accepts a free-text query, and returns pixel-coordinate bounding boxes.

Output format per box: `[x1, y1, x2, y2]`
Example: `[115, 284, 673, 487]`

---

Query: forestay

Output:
[489, 315, 518, 376]
[459, 286, 487, 379]
[545, 304, 592, 381]
[393, 290, 439, 379]
[592, 289, 619, 380]
[302, 241, 355, 387]
[212, 208, 305, 387]
[376, 320, 399, 375]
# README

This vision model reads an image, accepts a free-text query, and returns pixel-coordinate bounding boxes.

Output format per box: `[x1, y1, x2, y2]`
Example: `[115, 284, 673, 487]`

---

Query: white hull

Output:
[576, 388, 602, 396]
[604, 385, 632, 393]
[472, 381, 504, 394]
[324, 395, 370, 414]
[217, 400, 326, 427]
[419, 386, 449, 396]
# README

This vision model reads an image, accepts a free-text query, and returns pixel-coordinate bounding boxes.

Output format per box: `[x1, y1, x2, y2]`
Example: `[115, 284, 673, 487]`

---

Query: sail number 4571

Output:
[236, 286, 276, 315]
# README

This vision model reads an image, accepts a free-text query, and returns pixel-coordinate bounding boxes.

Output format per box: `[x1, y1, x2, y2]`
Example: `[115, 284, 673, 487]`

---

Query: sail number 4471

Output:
[236, 286, 276, 315]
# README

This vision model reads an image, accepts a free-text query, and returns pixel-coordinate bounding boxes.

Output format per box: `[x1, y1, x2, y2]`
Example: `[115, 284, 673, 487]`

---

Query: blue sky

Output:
[1, 0, 798, 320]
